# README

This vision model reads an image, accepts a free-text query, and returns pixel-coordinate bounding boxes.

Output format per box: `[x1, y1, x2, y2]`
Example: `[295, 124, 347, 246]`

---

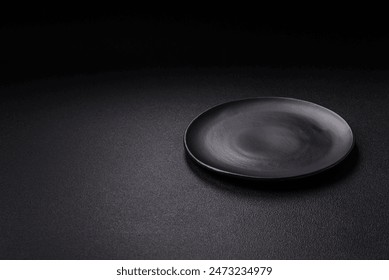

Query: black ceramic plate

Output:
[184, 97, 354, 180]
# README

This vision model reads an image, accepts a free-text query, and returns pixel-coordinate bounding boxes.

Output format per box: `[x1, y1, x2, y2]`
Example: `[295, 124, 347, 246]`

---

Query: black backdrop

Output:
[2, 7, 389, 82]
[1, 8, 389, 259]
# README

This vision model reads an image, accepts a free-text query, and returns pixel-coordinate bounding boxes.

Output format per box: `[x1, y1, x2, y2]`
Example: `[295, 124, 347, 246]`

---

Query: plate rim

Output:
[184, 97, 355, 180]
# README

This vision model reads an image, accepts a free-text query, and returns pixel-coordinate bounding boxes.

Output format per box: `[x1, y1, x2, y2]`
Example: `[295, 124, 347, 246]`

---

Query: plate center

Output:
[236, 124, 302, 158]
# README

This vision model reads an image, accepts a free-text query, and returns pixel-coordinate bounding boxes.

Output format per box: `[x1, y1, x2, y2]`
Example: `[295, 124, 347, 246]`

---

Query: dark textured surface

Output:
[185, 97, 353, 179]
[0, 67, 389, 259]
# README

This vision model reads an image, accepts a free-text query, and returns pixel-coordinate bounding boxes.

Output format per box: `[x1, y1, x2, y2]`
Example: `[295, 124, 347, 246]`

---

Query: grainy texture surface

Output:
[0, 67, 388, 259]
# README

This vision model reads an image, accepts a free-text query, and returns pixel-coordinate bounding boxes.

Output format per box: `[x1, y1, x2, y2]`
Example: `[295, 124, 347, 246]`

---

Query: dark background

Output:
[2, 6, 389, 82]
[1, 7, 389, 259]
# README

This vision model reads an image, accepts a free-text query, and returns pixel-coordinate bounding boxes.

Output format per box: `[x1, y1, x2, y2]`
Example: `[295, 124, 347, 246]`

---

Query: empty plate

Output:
[184, 97, 354, 180]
